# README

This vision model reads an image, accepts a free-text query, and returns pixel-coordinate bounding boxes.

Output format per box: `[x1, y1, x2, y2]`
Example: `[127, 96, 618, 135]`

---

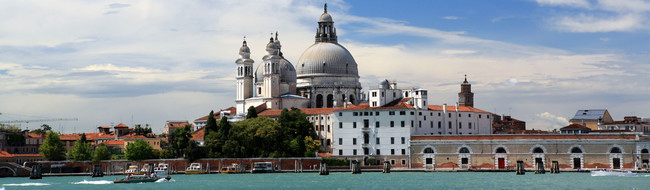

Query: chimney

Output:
[443, 103, 447, 113]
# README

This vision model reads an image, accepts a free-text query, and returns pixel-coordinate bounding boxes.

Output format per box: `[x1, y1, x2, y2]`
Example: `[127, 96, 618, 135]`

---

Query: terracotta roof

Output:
[27, 133, 44, 138]
[427, 105, 490, 113]
[11, 154, 43, 157]
[59, 133, 81, 141]
[121, 133, 149, 139]
[102, 140, 124, 145]
[411, 134, 638, 141]
[84, 132, 114, 140]
[560, 124, 588, 130]
[0, 151, 13, 158]
[113, 123, 129, 128]
[166, 121, 191, 129]
[317, 153, 332, 157]
[191, 127, 205, 140]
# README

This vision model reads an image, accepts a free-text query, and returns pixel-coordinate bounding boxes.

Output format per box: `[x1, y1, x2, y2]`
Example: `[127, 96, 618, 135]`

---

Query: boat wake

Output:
[3, 182, 51, 186]
[155, 178, 175, 183]
[72, 180, 113, 185]
[591, 170, 637, 177]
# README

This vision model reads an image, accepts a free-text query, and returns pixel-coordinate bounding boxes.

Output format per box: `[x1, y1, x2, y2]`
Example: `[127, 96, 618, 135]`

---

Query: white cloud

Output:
[554, 13, 644, 32]
[529, 112, 569, 131]
[442, 16, 459, 20]
[537, 0, 650, 33]
[535, 0, 591, 8]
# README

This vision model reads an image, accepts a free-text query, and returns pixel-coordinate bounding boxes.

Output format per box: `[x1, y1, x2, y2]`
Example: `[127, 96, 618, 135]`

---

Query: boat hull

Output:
[185, 170, 204, 174]
[114, 176, 170, 183]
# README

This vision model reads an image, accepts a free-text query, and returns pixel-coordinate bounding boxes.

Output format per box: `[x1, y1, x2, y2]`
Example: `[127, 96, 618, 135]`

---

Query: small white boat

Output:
[185, 163, 204, 174]
[590, 170, 637, 177]
[154, 163, 169, 175]
[252, 162, 274, 173]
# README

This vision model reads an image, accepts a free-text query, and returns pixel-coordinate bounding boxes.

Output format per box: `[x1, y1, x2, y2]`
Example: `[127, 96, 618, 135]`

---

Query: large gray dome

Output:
[254, 58, 296, 83]
[296, 42, 358, 77]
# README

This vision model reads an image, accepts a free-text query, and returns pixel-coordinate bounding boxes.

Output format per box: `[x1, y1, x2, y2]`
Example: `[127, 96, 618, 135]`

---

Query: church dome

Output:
[319, 12, 332, 22]
[254, 58, 296, 83]
[296, 42, 358, 76]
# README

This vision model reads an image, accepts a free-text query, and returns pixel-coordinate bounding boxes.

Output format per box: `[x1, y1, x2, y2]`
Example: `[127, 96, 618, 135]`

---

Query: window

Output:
[438, 121, 441, 128]
[410, 111, 414, 115]
[376, 121, 380, 128]
[424, 116, 426, 120]
[339, 112, 342, 116]
[391, 137, 395, 144]
[372, 91, 377, 97]
[496, 147, 507, 153]
[353, 112, 358, 116]
[339, 149, 343, 155]
[390, 121, 395, 127]
[353, 149, 357, 155]
[339, 122, 343, 128]
[401, 121, 405, 127]
[326, 139, 331, 146]
[400, 111, 406, 115]
[364, 119, 369, 128]
[364, 112, 369, 116]
[479, 114, 482, 118]
[353, 138, 357, 145]
[389, 111, 395, 115]
[533, 147, 544, 153]
[381, 92, 385, 97]
[376, 138, 380, 144]
[402, 149, 406, 155]
[448, 121, 452, 129]
[430, 121, 433, 128]
[449, 113, 451, 118]
[468, 123, 472, 129]
[376, 112, 380, 116]
[353, 122, 357, 128]
[376, 149, 381, 155]
[487, 115, 490, 119]
[411, 121, 414, 128]
[468, 114, 472, 117]
[401, 137, 405, 144]
[459, 147, 470, 153]
[438, 113, 441, 116]
[328, 125, 331, 132]
[391, 149, 395, 155]
[424, 148, 434, 153]
[459, 114, 461, 117]
[402, 160, 406, 165]
[459, 123, 462, 129]
[339, 138, 343, 145]
[419, 121, 422, 128]
[391, 160, 396, 165]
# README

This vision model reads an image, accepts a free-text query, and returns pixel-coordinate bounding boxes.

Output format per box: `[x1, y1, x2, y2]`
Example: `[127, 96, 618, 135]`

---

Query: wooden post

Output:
[516, 161, 525, 175]
[535, 161, 545, 174]
[383, 161, 391, 173]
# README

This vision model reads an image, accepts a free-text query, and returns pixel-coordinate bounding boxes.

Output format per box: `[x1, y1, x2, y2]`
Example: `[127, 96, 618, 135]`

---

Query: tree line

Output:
[38, 107, 321, 162]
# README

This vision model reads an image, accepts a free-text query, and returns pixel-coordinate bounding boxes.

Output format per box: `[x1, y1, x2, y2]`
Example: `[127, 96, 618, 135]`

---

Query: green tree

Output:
[92, 144, 111, 162]
[246, 106, 257, 119]
[304, 136, 322, 157]
[40, 132, 66, 161]
[184, 140, 205, 162]
[30, 124, 52, 134]
[69, 137, 92, 161]
[125, 139, 154, 161]
[80, 133, 88, 143]
[171, 124, 192, 157]
[205, 110, 217, 133]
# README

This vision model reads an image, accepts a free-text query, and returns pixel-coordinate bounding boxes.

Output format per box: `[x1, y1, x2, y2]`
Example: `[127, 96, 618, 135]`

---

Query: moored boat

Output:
[185, 163, 204, 174]
[251, 162, 274, 173]
[221, 163, 246, 174]
[114, 175, 171, 184]
[124, 165, 140, 175]
[154, 163, 169, 175]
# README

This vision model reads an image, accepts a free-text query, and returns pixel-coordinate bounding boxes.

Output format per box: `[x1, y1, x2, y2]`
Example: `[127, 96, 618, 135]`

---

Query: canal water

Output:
[1, 172, 649, 189]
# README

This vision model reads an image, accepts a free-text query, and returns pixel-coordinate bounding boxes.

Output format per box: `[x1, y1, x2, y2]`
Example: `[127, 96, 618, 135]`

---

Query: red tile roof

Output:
[191, 127, 205, 140]
[59, 133, 81, 141]
[166, 121, 191, 128]
[412, 134, 638, 141]
[102, 140, 124, 145]
[27, 133, 44, 138]
[121, 133, 149, 139]
[0, 151, 13, 158]
[113, 123, 129, 128]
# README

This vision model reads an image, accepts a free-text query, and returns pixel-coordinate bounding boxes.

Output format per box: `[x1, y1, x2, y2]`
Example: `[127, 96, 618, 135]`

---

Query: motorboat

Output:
[590, 169, 637, 177]
[140, 164, 151, 175]
[154, 163, 169, 175]
[185, 163, 204, 174]
[221, 163, 246, 174]
[125, 165, 140, 175]
[114, 175, 171, 184]
[251, 162, 274, 173]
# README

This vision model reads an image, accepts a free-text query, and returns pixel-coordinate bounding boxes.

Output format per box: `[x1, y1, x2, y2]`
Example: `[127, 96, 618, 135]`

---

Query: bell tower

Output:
[458, 75, 474, 107]
[235, 38, 254, 115]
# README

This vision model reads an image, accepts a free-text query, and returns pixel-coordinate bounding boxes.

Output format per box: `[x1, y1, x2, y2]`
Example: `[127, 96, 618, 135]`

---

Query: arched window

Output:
[341, 94, 346, 103]
[642, 149, 649, 154]
[316, 94, 324, 108]
[424, 148, 434, 153]
[496, 147, 507, 153]
[533, 147, 544, 154]
[349, 95, 355, 104]
[327, 94, 334, 108]
[611, 147, 622, 153]
[571, 147, 583, 153]
[459, 147, 470, 153]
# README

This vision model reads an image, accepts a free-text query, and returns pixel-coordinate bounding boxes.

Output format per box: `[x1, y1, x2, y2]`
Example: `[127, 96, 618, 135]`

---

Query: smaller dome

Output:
[319, 13, 332, 22]
[380, 79, 390, 89]
[254, 58, 296, 83]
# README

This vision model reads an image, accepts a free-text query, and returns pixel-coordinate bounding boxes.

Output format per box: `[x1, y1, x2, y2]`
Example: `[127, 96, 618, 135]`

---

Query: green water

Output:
[1, 172, 648, 190]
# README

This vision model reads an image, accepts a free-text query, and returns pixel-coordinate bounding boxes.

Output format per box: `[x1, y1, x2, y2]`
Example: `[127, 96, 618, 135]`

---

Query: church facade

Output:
[235, 4, 361, 116]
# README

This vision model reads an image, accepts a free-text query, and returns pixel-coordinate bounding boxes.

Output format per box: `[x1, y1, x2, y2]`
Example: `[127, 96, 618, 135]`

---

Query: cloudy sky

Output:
[1, 0, 649, 133]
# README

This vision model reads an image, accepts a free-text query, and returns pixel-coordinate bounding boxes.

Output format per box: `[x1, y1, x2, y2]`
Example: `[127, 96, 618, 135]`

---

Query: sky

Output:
[1, 0, 650, 134]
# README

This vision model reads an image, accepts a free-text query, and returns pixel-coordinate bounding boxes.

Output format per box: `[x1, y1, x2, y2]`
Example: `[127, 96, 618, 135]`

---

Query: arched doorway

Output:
[423, 147, 435, 169]
[458, 146, 471, 169]
[570, 146, 584, 169]
[316, 94, 323, 108]
[531, 146, 545, 170]
[494, 147, 508, 169]
[327, 94, 334, 108]
[610, 147, 623, 169]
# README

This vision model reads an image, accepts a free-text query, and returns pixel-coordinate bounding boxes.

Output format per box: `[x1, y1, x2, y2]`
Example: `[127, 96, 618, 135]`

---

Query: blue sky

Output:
[1, 0, 649, 133]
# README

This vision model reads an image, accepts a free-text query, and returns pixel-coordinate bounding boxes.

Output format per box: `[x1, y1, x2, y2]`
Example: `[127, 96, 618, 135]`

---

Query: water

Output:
[2, 172, 649, 189]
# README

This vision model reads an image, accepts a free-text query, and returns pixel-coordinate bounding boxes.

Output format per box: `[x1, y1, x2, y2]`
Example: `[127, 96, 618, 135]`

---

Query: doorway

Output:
[498, 158, 505, 169]
[613, 158, 621, 169]
[573, 158, 581, 169]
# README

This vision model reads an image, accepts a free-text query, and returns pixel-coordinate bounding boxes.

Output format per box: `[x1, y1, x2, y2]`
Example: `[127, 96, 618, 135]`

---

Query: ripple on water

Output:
[72, 180, 113, 185]
[3, 182, 51, 186]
